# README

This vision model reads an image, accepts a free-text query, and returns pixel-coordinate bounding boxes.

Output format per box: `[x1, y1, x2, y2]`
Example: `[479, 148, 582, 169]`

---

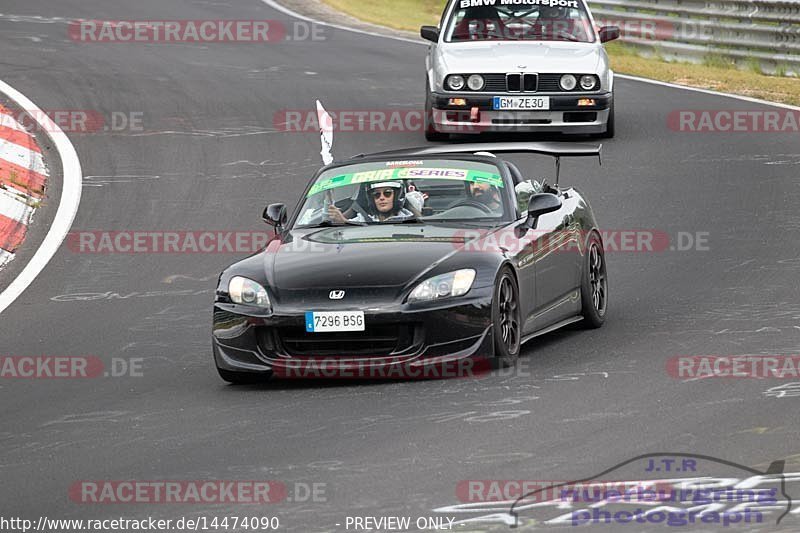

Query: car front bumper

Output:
[212, 287, 495, 379]
[430, 92, 611, 134]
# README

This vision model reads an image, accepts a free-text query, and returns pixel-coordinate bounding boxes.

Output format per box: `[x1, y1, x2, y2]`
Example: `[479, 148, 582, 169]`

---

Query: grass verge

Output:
[321, 0, 800, 107]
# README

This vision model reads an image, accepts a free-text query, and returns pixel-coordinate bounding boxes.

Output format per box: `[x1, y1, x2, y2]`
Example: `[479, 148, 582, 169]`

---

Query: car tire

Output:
[217, 367, 270, 385]
[598, 96, 615, 139]
[580, 232, 608, 328]
[425, 79, 449, 142]
[492, 268, 522, 368]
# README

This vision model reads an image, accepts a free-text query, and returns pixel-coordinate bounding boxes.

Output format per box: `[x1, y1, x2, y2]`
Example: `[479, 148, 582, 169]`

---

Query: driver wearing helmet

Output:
[538, 4, 568, 20]
[536, 5, 580, 40]
[327, 181, 419, 223]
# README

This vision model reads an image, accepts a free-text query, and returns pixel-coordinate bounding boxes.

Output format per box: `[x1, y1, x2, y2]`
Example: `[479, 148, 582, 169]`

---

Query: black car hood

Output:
[268, 226, 470, 292]
[224, 224, 508, 307]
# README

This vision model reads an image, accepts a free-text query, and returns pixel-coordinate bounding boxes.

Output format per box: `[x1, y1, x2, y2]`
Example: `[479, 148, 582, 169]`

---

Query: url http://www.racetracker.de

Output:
[0, 516, 281, 532]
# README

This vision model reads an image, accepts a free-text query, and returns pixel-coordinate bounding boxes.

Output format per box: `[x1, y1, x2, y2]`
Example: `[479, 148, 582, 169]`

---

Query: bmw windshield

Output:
[444, 0, 596, 43]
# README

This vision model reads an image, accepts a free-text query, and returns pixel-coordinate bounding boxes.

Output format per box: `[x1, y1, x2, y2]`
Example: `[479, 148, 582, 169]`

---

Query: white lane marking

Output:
[260, 0, 420, 44]
[0, 79, 82, 315]
[0, 137, 47, 175]
[614, 74, 800, 112]
[0, 13, 74, 24]
[261, 0, 800, 112]
[0, 189, 34, 223]
[0, 113, 32, 134]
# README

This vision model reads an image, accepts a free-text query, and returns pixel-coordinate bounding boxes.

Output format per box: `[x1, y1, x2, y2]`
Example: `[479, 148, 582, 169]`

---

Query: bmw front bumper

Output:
[430, 92, 611, 134]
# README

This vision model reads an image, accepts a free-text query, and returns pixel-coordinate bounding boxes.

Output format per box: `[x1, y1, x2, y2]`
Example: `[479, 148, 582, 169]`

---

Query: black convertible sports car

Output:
[213, 141, 607, 383]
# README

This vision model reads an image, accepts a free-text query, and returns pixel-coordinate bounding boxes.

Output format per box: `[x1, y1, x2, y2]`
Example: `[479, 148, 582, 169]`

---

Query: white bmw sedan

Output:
[422, 0, 619, 140]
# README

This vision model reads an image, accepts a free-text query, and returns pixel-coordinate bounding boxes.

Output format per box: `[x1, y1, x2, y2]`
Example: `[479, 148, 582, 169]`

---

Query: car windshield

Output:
[294, 158, 509, 228]
[444, 0, 595, 43]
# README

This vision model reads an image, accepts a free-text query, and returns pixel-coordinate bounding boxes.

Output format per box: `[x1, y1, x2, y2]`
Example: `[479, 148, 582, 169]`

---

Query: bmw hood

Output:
[437, 41, 602, 75]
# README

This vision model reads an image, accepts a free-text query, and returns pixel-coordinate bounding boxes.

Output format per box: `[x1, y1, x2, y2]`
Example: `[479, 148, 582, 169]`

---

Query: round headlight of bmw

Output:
[447, 75, 466, 91]
[228, 276, 271, 308]
[467, 74, 485, 91]
[559, 74, 577, 91]
[580, 75, 598, 91]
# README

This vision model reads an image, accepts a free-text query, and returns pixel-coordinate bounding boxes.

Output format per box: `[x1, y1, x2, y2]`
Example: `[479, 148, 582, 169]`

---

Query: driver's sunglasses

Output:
[371, 189, 395, 199]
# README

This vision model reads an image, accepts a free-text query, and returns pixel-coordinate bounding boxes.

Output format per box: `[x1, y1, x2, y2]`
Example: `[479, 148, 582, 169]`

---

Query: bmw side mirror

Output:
[526, 193, 562, 229]
[263, 203, 287, 228]
[420, 26, 440, 43]
[598, 26, 620, 43]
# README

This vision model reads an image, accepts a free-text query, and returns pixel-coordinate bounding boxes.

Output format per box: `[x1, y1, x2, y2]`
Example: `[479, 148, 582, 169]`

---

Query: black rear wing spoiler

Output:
[355, 142, 602, 186]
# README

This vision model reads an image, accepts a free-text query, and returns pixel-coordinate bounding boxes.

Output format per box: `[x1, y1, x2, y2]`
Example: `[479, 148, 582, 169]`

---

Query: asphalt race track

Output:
[1, 1, 799, 531]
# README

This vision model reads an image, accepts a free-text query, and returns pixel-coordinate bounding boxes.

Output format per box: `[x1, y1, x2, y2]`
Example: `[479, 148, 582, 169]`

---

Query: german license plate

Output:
[493, 96, 550, 110]
[305, 311, 365, 332]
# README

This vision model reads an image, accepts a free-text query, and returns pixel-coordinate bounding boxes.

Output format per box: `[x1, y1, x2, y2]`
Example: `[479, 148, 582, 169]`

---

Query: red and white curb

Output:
[0, 79, 82, 315]
[0, 103, 48, 268]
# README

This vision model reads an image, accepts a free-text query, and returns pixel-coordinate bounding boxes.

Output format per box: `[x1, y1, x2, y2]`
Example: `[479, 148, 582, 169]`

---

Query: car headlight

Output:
[559, 74, 577, 91]
[467, 74, 485, 91]
[579, 75, 598, 90]
[447, 75, 465, 91]
[228, 276, 270, 308]
[408, 269, 476, 303]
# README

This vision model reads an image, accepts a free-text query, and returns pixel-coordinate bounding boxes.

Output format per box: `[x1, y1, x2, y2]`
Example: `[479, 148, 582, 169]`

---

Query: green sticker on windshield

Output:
[307, 167, 503, 197]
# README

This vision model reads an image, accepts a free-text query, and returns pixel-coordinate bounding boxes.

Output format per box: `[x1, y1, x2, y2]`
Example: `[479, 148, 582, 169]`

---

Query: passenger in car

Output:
[452, 6, 507, 40]
[469, 181, 503, 213]
[328, 181, 419, 223]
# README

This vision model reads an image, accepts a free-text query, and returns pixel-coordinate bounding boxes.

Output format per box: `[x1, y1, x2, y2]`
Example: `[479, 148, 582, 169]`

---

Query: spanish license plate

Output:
[493, 96, 550, 111]
[305, 311, 365, 332]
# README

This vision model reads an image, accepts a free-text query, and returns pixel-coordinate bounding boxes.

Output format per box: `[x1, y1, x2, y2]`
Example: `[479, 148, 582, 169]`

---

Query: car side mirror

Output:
[420, 25, 440, 43]
[598, 25, 620, 43]
[263, 203, 287, 228]
[526, 193, 562, 229]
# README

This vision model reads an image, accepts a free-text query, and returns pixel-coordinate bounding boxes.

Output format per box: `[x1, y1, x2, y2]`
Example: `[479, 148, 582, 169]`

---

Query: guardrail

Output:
[589, 0, 800, 75]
